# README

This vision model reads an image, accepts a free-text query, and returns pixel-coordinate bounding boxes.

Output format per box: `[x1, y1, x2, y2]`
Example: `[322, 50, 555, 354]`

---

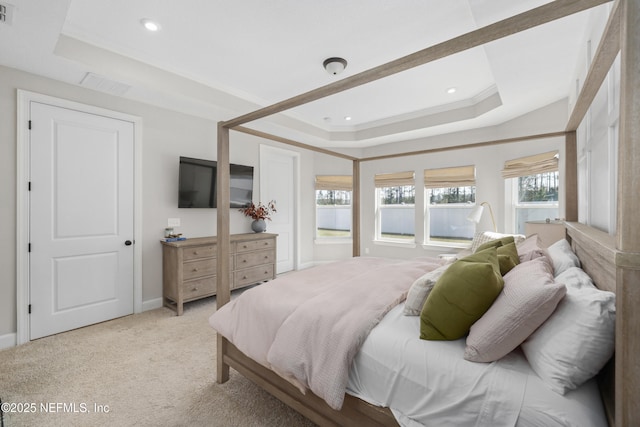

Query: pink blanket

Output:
[209, 256, 442, 410]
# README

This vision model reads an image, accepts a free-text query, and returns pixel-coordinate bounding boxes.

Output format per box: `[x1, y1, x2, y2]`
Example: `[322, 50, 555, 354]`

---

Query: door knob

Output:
[125, 240, 133, 246]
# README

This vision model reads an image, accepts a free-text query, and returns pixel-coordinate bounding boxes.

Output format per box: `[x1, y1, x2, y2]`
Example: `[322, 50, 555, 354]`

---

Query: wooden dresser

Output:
[161, 233, 277, 315]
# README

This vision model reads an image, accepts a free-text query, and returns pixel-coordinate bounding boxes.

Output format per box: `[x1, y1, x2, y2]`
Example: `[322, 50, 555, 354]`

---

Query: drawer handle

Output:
[264, 255, 268, 259]
[243, 245, 248, 249]
[192, 287, 198, 292]
[264, 242, 268, 245]
[242, 275, 247, 279]
[193, 251, 199, 255]
[192, 268, 198, 272]
[264, 270, 269, 274]
[242, 259, 247, 263]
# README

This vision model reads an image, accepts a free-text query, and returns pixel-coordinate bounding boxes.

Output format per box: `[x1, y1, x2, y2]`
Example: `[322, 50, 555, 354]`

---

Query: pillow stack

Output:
[520, 239, 615, 395]
[414, 235, 615, 396]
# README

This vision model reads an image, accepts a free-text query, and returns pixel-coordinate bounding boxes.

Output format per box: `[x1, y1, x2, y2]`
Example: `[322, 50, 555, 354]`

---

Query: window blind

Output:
[423, 165, 476, 189]
[315, 175, 352, 191]
[502, 151, 559, 179]
[374, 171, 414, 188]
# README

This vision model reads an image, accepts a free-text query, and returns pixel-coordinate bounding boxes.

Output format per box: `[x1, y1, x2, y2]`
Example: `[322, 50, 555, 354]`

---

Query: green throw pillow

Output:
[496, 241, 520, 275]
[420, 247, 504, 341]
[475, 236, 515, 253]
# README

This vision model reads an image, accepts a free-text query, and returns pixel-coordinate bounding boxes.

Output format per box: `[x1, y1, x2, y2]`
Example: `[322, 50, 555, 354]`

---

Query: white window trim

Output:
[375, 188, 416, 244]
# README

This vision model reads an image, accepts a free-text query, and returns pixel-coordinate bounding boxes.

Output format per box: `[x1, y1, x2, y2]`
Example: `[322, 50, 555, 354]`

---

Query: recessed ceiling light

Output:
[141, 19, 161, 32]
[446, 87, 457, 94]
[344, 116, 352, 121]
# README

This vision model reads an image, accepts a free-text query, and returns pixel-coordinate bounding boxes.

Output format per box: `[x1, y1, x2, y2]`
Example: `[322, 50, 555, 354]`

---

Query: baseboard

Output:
[142, 297, 163, 312]
[0, 332, 17, 350]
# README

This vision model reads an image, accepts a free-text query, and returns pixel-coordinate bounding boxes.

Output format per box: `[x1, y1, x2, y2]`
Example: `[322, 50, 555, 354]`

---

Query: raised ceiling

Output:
[0, 0, 609, 148]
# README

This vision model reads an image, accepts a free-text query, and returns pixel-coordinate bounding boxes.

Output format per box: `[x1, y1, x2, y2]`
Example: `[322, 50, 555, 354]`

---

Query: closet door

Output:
[29, 101, 135, 339]
[260, 145, 298, 273]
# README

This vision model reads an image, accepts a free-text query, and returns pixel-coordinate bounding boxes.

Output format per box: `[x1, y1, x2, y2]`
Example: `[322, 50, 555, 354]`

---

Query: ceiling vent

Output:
[80, 72, 131, 96]
[0, 2, 15, 25]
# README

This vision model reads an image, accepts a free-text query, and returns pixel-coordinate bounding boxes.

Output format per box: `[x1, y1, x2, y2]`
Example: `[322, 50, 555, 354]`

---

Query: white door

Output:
[260, 146, 297, 273]
[29, 101, 135, 339]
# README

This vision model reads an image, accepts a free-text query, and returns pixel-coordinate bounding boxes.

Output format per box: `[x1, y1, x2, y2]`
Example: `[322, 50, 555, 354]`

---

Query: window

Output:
[315, 176, 352, 239]
[375, 171, 415, 242]
[513, 171, 559, 234]
[424, 166, 476, 244]
[503, 151, 559, 234]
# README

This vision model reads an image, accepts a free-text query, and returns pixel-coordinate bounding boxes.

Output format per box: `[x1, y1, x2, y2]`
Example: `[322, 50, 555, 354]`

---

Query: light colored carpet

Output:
[0, 297, 317, 427]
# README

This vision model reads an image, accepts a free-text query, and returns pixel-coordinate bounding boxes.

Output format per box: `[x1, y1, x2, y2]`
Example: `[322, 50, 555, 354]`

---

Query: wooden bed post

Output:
[352, 160, 360, 257]
[216, 122, 231, 384]
[564, 131, 578, 222]
[616, 0, 640, 424]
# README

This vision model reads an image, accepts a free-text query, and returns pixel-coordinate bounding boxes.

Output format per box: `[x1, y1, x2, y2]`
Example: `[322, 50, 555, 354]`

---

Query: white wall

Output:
[0, 65, 322, 341]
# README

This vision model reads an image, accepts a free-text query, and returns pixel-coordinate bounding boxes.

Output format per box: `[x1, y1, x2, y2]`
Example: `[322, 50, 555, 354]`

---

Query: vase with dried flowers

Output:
[239, 200, 277, 232]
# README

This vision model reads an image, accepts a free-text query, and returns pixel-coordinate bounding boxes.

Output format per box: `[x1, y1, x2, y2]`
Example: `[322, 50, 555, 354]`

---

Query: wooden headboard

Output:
[565, 222, 617, 425]
[565, 220, 640, 427]
[565, 222, 616, 293]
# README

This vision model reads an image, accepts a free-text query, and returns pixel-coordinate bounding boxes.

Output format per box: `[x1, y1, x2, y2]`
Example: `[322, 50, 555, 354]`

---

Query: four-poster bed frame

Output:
[214, 0, 639, 425]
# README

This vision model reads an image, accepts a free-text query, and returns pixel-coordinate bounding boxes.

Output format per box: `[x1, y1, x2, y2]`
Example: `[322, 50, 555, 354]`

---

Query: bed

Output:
[210, 236, 613, 426]
[211, 0, 640, 426]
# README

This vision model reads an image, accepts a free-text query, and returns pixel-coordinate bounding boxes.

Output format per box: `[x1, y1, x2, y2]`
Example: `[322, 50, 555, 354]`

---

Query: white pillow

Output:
[464, 257, 566, 363]
[547, 239, 580, 277]
[555, 266, 595, 291]
[403, 263, 450, 316]
[470, 231, 525, 253]
[520, 284, 615, 395]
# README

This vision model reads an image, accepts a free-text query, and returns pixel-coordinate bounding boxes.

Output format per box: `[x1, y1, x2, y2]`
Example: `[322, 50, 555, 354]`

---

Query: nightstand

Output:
[524, 220, 565, 248]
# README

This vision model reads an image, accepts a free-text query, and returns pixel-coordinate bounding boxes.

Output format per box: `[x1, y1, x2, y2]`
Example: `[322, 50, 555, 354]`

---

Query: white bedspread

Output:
[209, 256, 443, 410]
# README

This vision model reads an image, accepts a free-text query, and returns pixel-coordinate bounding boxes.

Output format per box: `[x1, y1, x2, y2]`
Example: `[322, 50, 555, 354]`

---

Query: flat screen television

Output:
[178, 156, 253, 208]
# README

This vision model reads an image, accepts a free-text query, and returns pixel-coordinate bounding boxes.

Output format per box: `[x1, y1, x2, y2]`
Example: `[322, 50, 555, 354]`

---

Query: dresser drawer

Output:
[182, 276, 216, 300]
[236, 249, 275, 268]
[183, 258, 216, 281]
[183, 244, 217, 261]
[235, 264, 274, 287]
[236, 238, 275, 253]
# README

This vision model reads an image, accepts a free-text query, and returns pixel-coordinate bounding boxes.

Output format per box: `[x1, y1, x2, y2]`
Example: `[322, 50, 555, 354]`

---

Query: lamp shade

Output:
[467, 202, 497, 232]
[467, 205, 484, 224]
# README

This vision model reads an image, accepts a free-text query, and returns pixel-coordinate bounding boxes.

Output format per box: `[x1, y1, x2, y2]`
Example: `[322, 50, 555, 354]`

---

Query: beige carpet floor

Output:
[0, 297, 316, 427]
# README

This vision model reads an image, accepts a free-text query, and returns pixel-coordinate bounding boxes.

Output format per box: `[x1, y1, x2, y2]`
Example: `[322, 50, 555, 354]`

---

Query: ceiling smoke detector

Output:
[0, 2, 15, 25]
[323, 57, 347, 75]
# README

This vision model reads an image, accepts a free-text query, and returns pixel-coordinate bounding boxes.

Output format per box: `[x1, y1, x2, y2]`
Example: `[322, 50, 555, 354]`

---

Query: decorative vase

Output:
[251, 219, 267, 233]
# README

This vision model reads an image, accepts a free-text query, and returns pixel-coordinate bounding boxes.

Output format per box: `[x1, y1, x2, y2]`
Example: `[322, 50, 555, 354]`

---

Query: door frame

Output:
[259, 144, 300, 272]
[16, 90, 143, 345]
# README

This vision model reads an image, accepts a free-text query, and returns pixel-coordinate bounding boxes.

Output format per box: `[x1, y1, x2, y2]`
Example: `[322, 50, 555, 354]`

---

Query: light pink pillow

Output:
[516, 234, 549, 263]
[464, 257, 566, 363]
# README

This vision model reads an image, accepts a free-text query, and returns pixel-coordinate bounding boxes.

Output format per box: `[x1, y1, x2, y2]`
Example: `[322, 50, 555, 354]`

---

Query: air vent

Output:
[80, 72, 131, 96]
[0, 2, 15, 25]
